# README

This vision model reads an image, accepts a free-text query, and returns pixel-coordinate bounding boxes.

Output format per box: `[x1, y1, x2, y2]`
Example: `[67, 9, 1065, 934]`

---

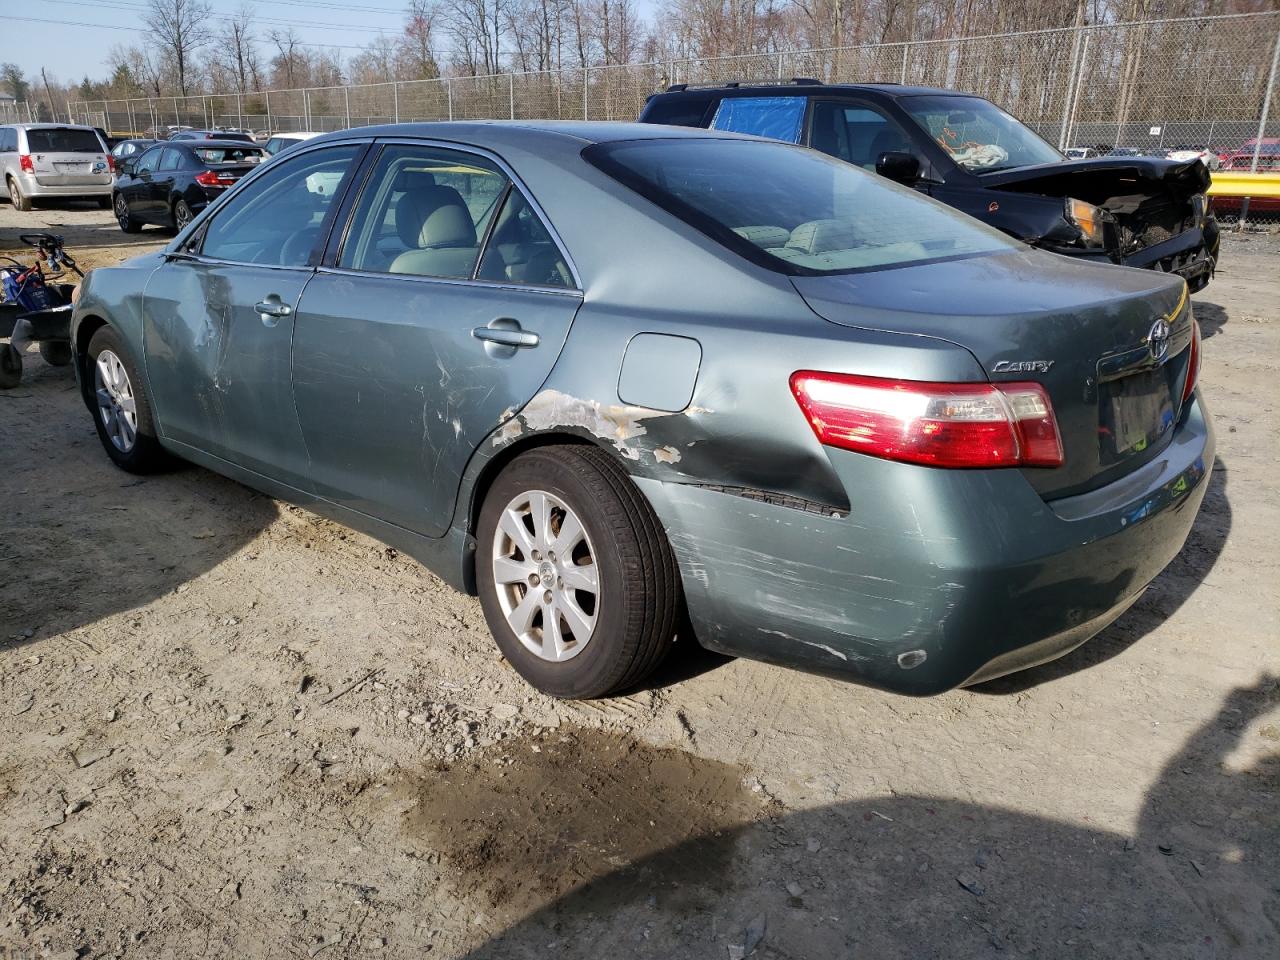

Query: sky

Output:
[11, 0, 661, 89]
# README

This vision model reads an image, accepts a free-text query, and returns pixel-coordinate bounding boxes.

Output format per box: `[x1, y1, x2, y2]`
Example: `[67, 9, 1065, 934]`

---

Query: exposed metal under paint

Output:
[496, 388, 679, 462]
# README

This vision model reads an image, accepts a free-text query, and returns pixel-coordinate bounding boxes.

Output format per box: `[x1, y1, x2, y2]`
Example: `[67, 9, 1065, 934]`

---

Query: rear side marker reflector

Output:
[790, 371, 1064, 469]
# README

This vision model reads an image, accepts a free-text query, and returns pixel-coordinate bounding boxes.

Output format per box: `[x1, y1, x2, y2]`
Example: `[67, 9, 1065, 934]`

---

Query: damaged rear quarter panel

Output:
[482, 295, 987, 513]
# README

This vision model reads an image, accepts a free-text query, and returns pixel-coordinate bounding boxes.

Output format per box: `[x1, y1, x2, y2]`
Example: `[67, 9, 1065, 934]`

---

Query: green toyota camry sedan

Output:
[69, 122, 1213, 698]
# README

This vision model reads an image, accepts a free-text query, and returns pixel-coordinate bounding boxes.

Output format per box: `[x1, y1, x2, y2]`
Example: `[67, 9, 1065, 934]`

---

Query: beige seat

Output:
[388, 183, 479, 277]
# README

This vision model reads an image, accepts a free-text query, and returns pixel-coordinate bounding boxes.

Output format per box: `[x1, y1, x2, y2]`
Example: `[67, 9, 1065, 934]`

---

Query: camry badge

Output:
[1147, 318, 1171, 362]
[992, 359, 1054, 373]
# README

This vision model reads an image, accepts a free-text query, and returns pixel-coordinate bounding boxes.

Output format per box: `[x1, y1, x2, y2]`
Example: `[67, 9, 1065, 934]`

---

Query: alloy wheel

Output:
[490, 489, 599, 662]
[94, 349, 138, 452]
[114, 194, 129, 229]
[175, 201, 192, 229]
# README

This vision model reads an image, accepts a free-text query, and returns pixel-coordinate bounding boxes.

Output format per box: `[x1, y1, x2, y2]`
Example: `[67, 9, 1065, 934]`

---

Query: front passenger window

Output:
[809, 101, 916, 171]
[200, 144, 360, 267]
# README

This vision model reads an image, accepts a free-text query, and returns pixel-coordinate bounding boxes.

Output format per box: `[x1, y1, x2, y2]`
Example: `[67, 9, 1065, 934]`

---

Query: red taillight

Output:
[790, 372, 1064, 469]
[19, 154, 33, 173]
[106, 155, 115, 173]
[194, 170, 232, 186]
[1182, 318, 1201, 405]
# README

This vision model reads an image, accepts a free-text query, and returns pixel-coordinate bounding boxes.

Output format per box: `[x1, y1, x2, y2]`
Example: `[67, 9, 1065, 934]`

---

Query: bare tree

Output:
[268, 28, 304, 88]
[403, 0, 442, 79]
[144, 0, 214, 96]
[217, 6, 259, 94]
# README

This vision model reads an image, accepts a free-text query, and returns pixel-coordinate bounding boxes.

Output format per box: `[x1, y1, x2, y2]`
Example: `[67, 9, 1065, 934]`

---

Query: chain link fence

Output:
[66, 11, 1280, 219]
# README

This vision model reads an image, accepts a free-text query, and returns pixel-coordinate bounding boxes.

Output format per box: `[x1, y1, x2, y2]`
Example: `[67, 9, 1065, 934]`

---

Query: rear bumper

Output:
[18, 172, 111, 198]
[636, 394, 1214, 694]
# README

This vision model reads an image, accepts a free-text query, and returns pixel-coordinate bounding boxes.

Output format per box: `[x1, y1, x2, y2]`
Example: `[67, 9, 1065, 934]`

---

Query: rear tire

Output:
[7, 177, 31, 212]
[476, 444, 680, 699]
[85, 326, 169, 473]
[0, 343, 22, 388]
[39, 341, 73, 366]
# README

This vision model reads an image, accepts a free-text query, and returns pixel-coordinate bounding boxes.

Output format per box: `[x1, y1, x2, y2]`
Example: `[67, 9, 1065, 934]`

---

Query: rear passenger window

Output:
[642, 97, 714, 128]
[159, 148, 184, 171]
[476, 191, 572, 288]
[710, 96, 807, 143]
[339, 144, 508, 279]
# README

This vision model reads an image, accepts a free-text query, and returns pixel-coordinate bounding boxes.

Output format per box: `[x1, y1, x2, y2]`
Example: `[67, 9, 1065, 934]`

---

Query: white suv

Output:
[0, 123, 112, 211]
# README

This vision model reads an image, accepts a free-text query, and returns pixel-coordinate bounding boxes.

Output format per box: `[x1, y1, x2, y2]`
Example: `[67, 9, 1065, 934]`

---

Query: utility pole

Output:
[40, 67, 58, 122]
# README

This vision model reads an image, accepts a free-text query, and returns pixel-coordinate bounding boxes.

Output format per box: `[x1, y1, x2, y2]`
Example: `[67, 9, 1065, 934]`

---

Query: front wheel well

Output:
[74, 315, 109, 404]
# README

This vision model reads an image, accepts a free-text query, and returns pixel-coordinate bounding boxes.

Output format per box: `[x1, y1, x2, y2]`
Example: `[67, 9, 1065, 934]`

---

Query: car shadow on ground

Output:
[1195, 300, 1229, 340]
[0, 359, 277, 647]
[452, 674, 1278, 959]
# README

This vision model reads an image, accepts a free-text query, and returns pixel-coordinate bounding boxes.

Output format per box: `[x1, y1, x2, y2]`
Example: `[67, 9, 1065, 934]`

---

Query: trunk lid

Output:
[981, 157, 1209, 258]
[791, 248, 1196, 500]
[26, 127, 110, 187]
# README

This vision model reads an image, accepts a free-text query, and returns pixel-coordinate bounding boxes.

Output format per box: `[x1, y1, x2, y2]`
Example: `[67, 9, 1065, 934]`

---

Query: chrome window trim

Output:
[312, 263, 585, 299]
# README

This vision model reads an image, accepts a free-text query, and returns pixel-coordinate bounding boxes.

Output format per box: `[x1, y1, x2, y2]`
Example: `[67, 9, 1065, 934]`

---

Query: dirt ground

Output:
[0, 201, 1277, 960]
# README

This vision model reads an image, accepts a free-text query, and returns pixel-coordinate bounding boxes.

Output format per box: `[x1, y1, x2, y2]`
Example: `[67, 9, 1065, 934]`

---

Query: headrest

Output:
[733, 225, 791, 249]
[394, 184, 476, 249]
[392, 168, 436, 191]
[786, 219, 862, 255]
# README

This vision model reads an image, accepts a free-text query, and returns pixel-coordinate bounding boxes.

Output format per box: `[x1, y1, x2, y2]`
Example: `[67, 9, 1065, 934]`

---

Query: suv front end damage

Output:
[980, 156, 1218, 290]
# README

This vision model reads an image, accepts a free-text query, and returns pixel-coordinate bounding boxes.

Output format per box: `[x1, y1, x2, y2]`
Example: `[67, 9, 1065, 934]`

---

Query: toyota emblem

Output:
[1147, 318, 1171, 362]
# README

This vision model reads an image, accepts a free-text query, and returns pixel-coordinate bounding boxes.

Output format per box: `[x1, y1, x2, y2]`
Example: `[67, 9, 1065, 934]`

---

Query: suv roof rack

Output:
[664, 77, 822, 93]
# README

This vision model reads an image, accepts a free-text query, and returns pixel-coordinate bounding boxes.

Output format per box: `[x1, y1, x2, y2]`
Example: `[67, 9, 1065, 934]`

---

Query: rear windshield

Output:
[195, 146, 265, 164]
[585, 138, 1015, 274]
[26, 128, 103, 153]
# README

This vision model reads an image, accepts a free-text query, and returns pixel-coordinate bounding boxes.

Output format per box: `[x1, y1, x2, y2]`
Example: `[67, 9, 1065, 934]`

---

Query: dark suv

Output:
[640, 81, 1218, 290]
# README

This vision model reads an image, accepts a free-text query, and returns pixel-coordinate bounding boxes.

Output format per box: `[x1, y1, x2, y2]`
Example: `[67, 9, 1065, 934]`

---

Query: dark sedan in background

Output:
[112, 139, 266, 232]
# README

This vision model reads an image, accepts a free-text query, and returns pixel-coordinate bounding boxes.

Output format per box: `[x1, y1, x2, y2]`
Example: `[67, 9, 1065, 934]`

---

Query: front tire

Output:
[173, 199, 194, 231]
[85, 326, 169, 473]
[8, 177, 31, 212]
[476, 445, 680, 698]
[114, 193, 141, 233]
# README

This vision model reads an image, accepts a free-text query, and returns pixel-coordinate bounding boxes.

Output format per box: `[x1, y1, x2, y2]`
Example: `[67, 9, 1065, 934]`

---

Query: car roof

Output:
[166, 139, 265, 150]
[307, 120, 758, 150]
[7, 122, 101, 130]
[653, 81, 972, 99]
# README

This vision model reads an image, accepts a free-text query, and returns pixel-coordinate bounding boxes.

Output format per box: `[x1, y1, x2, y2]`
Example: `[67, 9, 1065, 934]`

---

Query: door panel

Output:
[292, 273, 581, 536]
[143, 260, 315, 488]
[141, 142, 365, 489]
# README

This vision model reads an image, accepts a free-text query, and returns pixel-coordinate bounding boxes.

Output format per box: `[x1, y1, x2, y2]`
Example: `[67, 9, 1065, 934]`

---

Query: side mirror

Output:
[876, 151, 921, 184]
